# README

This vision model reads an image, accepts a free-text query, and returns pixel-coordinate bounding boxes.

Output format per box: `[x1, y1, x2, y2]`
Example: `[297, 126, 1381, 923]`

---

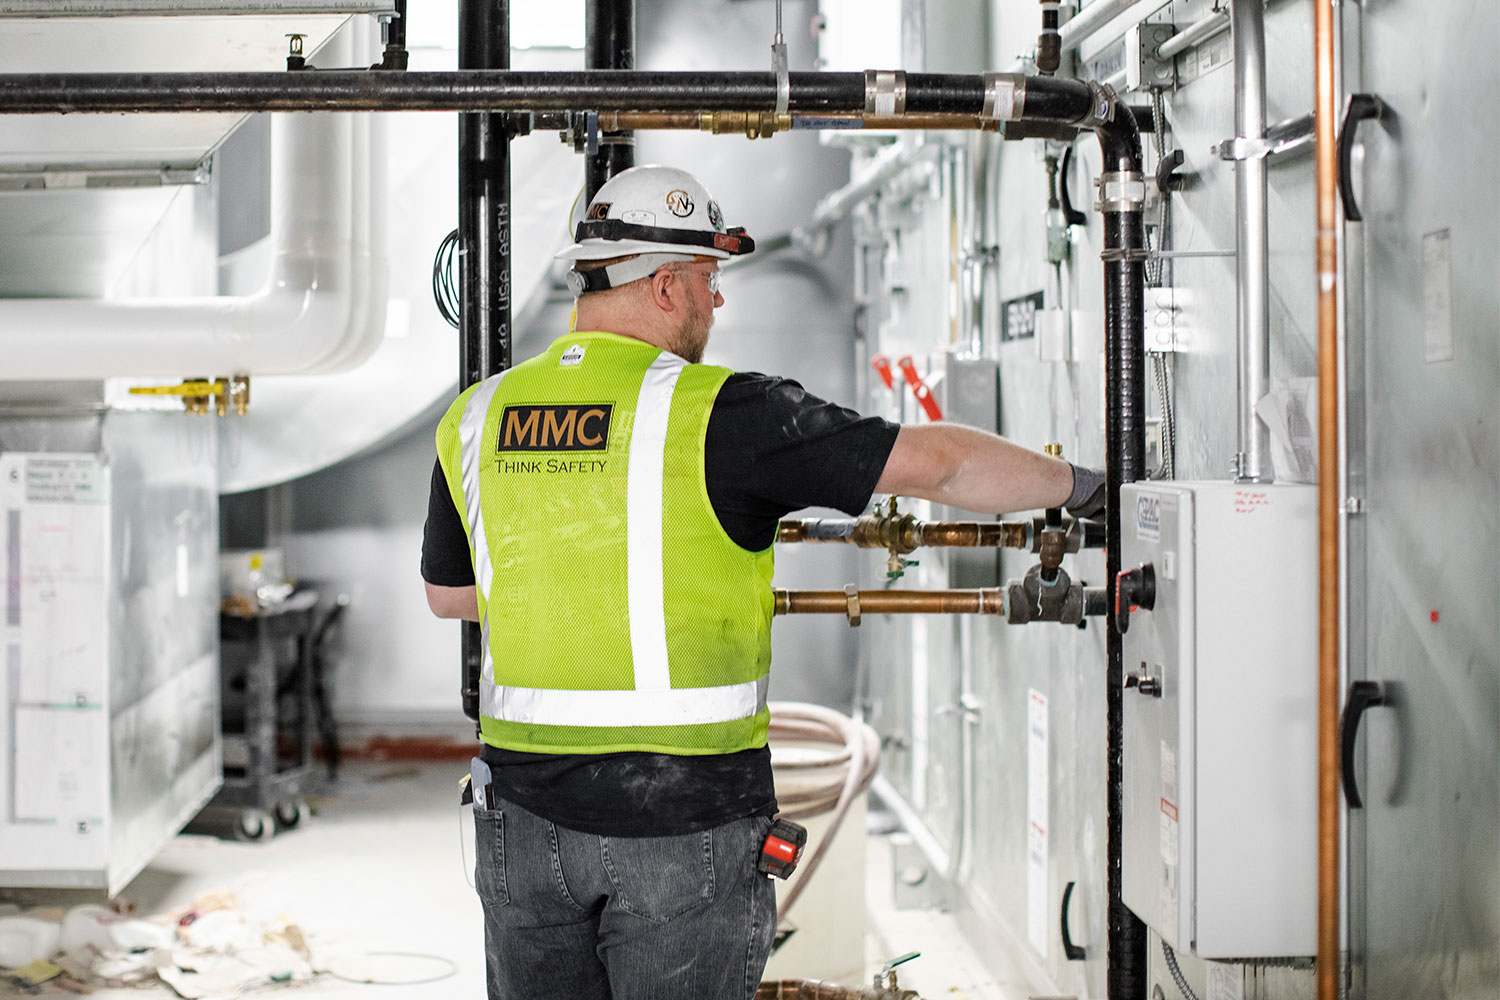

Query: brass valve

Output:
[698, 111, 791, 139]
[128, 375, 251, 415]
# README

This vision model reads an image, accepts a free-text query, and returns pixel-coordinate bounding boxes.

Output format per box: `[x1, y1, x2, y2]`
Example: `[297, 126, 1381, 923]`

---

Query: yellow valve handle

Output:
[128, 380, 226, 397]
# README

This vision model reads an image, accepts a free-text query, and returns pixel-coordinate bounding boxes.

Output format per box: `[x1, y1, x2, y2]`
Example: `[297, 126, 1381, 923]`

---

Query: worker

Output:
[421, 164, 1105, 1000]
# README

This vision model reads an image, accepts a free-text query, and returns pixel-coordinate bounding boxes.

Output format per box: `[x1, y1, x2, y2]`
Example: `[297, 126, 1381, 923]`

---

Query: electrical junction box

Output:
[1119, 482, 1317, 958]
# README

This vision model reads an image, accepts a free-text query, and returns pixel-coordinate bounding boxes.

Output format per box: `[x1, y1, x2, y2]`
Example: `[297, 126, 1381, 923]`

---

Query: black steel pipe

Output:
[1097, 113, 1149, 1000]
[584, 0, 636, 201]
[458, 0, 512, 725]
[0, 70, 876, 114]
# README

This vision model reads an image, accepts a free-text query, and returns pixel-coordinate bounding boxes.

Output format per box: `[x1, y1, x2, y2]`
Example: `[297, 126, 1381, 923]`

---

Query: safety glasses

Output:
[654, 264, 721, 296]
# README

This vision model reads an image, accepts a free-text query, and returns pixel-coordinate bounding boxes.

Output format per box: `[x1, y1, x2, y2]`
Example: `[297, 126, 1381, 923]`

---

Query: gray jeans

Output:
[474, 794, 776, 1000]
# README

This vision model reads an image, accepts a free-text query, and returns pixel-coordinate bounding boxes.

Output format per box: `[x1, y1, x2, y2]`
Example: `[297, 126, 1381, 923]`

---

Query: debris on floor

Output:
[0, 892, 317, 998]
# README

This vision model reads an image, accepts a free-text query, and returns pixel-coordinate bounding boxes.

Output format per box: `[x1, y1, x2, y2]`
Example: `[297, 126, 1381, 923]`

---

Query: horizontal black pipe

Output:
[0, 69, 988, 115]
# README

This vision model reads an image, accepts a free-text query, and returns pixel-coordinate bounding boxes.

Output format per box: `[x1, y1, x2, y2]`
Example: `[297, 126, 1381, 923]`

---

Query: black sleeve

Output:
[705, 372, 900, 551]
[421, 458, 477, 586]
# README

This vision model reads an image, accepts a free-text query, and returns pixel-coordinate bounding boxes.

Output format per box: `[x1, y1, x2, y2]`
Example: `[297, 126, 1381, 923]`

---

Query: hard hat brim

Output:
[554, 238, 732, 262]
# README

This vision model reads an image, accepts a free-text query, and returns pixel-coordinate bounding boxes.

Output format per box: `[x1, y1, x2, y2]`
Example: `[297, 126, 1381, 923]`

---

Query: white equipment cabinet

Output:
[1119, 482, 1318, 958]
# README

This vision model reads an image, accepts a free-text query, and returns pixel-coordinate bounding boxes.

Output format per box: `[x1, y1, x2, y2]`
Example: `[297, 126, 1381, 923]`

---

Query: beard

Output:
[668, 293, 713, 364]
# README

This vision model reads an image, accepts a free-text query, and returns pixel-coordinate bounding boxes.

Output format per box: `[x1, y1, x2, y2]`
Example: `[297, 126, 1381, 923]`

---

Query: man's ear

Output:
[645, 269, 679, 315]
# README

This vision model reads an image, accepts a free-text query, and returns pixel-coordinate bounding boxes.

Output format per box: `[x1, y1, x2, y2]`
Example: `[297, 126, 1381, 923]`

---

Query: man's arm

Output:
[874, 424, 1076, 515]
[425, 582, 479, 622]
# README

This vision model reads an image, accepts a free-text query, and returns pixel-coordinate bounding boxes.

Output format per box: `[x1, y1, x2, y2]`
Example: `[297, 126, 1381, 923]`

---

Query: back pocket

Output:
[474, 809, 509, 907]
[601, 830, 714, 923]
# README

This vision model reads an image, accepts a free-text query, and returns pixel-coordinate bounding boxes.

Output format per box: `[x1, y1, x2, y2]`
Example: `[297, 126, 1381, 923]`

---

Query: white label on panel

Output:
[1027, 689, 1049, 957]
[1207, 961, 1246, 1000]
[1422, 229, 1454, 363]
[1136, 492, 1162, 542]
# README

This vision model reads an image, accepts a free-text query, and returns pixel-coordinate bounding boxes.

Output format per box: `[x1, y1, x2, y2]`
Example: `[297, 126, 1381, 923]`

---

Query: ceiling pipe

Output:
[0, 97, 387, 381]
[0, 70, 978, 114]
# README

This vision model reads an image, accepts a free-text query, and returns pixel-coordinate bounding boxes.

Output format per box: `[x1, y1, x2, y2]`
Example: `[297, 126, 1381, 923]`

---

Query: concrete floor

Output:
[2, 762, 1023, 999]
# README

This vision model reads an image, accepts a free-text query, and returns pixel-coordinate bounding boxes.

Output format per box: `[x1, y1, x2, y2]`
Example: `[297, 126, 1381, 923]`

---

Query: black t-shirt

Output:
[421, 370, 899, 836]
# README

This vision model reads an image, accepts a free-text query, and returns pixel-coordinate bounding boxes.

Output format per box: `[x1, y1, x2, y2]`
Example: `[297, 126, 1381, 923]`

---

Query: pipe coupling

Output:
[699, 111, 790, 138]
[1094, 170, 1148, 213]
[981, 72, 1026, 121]
[1078, 79, 1119, 131]
[864, 70, 908, 117]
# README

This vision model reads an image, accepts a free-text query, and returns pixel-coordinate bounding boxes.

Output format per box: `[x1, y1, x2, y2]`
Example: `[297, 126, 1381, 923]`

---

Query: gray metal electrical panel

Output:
[1120, 481, 1317, 958]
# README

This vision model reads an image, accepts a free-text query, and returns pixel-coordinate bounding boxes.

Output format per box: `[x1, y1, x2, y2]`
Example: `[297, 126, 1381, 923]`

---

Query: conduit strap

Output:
[1099, 247, 1151, 263]
[981, 72, 1024, 121]
[864, 70, 907, 117]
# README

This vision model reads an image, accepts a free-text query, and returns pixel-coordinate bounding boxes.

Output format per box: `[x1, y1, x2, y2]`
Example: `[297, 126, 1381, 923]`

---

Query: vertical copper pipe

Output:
[1314, 0, 1342, 997]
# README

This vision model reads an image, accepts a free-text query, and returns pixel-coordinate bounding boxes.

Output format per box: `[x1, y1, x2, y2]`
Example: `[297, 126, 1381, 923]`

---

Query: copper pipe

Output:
[919, 521, 1028, 547]
[775, 518, 1029, 549]
[1314, 0, 1342, 995]
[773, 589, 1004, 617]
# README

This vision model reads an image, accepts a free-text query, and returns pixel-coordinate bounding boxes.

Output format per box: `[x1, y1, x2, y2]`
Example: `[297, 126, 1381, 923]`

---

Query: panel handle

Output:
[1060, 880, 1086, 960]
[1340, 680, 1389, 809]
[1338, 93, 1388, 222]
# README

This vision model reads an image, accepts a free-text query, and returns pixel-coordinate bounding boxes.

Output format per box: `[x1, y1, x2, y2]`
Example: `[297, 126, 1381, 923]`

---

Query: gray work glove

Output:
[1064, 463, 1107, 520]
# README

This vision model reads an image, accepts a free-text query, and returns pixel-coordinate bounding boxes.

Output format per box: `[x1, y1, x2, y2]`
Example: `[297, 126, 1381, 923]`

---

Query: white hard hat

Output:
[556, 165, 754, 293]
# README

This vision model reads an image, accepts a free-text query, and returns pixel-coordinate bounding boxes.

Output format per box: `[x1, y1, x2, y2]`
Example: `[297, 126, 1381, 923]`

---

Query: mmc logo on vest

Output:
[497, 404, 613, 452]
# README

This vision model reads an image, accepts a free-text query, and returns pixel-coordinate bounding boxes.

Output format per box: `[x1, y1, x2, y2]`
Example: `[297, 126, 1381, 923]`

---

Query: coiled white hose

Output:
[767, 702, 881, 919]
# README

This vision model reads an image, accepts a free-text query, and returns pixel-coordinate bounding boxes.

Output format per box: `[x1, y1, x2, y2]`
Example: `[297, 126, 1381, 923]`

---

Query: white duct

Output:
[0, 31, 387, 381]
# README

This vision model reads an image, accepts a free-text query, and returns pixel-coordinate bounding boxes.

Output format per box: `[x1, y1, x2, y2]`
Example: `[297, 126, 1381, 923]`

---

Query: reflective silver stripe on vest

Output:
[625, 352, 685, 691]
[458, 371, 508, 687]
[481, 674, 769, 727]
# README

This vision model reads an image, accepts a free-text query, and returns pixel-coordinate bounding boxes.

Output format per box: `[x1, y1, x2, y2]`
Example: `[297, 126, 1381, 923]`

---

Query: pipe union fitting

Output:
[982, 73, 1025, 121]
[864, 70, 908, 117]
[1073, 79, 1119, 131]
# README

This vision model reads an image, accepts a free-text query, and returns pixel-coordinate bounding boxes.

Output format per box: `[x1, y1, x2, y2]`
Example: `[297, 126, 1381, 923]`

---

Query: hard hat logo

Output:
[585, 202, 611, 222]
[707, 201, 724, 232]
[665, 190, 695, 217]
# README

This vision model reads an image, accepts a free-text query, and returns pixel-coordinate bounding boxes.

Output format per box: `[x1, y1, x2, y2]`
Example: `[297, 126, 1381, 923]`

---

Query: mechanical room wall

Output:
[846, 2, 1498, 999]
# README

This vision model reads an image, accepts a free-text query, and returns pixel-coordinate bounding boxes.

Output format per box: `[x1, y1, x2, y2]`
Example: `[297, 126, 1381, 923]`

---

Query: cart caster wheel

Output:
[237, 809, 273, 842]
[275, 799, 306, 830]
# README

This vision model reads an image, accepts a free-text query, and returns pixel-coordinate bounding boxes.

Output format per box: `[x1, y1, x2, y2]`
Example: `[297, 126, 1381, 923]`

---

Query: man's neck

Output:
[571, 313, 668, 354]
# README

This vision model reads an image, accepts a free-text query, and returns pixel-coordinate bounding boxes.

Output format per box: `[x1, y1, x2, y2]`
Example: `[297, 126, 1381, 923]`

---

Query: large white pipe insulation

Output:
[214, 43, 582, 493]
[0, 29, 385, 380]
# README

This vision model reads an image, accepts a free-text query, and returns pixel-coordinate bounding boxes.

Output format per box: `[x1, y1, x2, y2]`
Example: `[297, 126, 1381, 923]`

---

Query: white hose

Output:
[767, 702, 880, 920]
